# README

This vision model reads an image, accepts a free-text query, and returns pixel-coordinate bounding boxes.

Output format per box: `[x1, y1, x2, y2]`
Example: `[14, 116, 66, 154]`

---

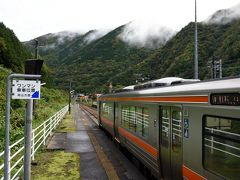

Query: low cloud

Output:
[83, 29, 110, 44]
[53, 31, 83, 44]
[39, 31, 83, 50]
[119, 20, 176, 49]
[204, 3, 240, 24]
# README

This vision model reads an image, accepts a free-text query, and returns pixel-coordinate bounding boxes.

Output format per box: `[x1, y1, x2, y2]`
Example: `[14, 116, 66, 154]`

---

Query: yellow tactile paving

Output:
[81, 110, 120, 180]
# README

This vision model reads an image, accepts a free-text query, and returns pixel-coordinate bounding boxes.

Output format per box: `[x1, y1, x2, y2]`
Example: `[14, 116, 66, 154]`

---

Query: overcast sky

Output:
[0, 0, 239, 41]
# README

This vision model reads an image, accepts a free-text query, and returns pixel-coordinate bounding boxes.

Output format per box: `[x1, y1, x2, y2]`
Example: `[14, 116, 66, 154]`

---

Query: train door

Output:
[160, 106, 182, 180]
[98, 101, 102, 126]
[114, 103, 120, 142]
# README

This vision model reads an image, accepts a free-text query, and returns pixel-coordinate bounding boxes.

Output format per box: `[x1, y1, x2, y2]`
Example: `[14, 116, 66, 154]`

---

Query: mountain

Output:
[23, 31, 84, 67]
[0, 23, 31, 72]
[25, 25, 166, 92]
[24, 4, 240, 93]
[0, 24, 69, 149]
[0, 22, 56, 87]
[113, 18, 240, 84]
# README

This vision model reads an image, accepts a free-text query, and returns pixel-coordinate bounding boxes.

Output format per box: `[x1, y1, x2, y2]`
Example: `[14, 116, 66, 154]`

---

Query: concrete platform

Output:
[65, 131, 94, 153]
[46, 103, 146, 179]
[47, 132, 66, 150]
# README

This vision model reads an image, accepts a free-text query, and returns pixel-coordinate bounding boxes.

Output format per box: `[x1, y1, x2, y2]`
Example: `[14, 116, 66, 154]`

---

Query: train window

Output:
[203, 116, 240, 179]
[102, 102, 113, 120]
[129, 106, 136, 132]
[171, 109, 182, 152]
[121, 105, 130, 128]
[142, 108, 149, 137]
[136, 107, 143, 135]
[161, 107, 170, 147]
[121, 105, 149, 137]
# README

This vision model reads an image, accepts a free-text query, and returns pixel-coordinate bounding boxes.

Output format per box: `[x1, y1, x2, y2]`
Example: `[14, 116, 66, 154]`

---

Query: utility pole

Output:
[212, 57, 215, 79]
[194, 0, 199, 79]
[69, 82, 71, 114]
[219, 59, 222, 78]
[34, 39, 39, 59]
[33, 39, 40, 116]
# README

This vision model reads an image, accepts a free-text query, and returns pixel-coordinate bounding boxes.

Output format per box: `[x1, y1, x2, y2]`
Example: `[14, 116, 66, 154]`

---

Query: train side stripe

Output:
[99, 96, 208, 103]
[101, 117, 113, 127]
[118, 127, 158, 158]
[182, 165, 206, 180]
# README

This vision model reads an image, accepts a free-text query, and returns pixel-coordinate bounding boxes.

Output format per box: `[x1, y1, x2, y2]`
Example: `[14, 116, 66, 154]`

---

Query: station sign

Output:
[12, 80, 41, 99]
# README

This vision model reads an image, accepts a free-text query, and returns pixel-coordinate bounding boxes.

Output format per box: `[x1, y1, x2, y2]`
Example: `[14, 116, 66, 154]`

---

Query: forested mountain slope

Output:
[0, 23, 31, 72]
[24, 5, 240, 93]
[0, 23, 68, 150]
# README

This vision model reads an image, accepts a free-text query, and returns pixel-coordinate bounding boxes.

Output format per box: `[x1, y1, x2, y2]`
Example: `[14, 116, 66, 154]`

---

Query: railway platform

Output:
[32, 103, 146, 179]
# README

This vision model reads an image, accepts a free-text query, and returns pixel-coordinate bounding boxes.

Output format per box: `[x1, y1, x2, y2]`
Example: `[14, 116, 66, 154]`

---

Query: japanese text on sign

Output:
[12, 80, 41, 99]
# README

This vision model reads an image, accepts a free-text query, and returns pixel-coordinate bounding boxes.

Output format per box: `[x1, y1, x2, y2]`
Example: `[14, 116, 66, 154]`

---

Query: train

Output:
[97, 77, 240, 180]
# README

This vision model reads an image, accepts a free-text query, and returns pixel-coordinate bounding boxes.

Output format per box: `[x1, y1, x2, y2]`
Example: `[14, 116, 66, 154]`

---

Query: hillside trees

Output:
[0, 23, 31, 72]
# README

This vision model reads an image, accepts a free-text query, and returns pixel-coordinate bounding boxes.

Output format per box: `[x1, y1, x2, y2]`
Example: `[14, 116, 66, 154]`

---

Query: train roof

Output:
[134, 77, 200, 90]
[100, 76, 240, 98]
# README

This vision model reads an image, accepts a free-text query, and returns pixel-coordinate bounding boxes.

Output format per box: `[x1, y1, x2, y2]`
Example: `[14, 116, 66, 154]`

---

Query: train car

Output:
[97, 77, 240, 180]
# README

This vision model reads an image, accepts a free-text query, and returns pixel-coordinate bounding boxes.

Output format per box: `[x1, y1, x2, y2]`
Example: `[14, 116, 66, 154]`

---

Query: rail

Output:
[0, 105, 69, 180]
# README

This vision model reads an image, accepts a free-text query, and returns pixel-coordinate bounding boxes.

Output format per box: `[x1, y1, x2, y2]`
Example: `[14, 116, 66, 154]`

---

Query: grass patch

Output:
[55, 114, 76, 133]
[31, 150, 80, 180]
[31, 113, 79, 179]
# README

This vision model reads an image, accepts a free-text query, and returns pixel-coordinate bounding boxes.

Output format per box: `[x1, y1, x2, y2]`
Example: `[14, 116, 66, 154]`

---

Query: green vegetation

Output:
[0, 23, 68, 151]
[55, 113, 76, 133]
[0, 23, 31, 72]
[0, 66, 68, 151]
[31, 151, 80, 180]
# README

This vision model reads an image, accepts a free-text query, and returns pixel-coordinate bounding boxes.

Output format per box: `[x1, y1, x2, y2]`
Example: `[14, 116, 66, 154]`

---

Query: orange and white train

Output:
[97, 77, 240, 180]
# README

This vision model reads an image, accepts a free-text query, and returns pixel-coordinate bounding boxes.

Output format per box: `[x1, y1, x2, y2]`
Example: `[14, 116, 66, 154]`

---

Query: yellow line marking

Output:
[81, 109, 119, 180]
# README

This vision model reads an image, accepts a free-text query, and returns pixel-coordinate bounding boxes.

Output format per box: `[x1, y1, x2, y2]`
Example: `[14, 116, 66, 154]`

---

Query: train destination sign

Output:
[12, 80, 41, 99]
[210, 93, 240, 106]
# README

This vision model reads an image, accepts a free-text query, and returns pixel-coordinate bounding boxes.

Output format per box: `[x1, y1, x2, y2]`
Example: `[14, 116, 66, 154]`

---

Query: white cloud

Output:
[0, 0, 239, 41]
[204, 3, 240, 24]
[83, 29, 110, 44]
[53, 31, 83, 44]
[119, 21, 176, 48]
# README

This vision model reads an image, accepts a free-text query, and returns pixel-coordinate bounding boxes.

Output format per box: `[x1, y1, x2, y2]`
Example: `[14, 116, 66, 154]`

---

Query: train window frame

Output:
[136, 106, 143, 136]
[120, 104, 150, 139]
[202, 115, 240, 179]
[101, 102, 114, 121]
[142, 107, 149, 137]
[121, 105, 130, 129]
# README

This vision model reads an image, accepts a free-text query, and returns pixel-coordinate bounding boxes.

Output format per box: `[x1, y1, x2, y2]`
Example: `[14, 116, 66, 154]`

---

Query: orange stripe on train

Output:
[101, 117, 113, 127]
[118, 127, 158, 158]
[99, 96, 208, 103]
[182, 165, 206, 180]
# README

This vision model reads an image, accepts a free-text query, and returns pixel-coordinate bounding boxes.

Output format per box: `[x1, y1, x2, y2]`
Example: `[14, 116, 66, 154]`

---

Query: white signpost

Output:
[4, 74, 41, 180]
[12, 80, 41, 99]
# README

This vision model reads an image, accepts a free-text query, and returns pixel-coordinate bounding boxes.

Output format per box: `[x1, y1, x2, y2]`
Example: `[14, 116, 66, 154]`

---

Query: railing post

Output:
[57, 112, 60, 125]
[49, 117, 51, 135]
[32, 131, 35, 161]
[56, 113, 58, 127]
[8, 148, 11, 180]
[43, 121, 46, 146]
[54, 114, 56, 129]
[1, 105, 68, 180]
